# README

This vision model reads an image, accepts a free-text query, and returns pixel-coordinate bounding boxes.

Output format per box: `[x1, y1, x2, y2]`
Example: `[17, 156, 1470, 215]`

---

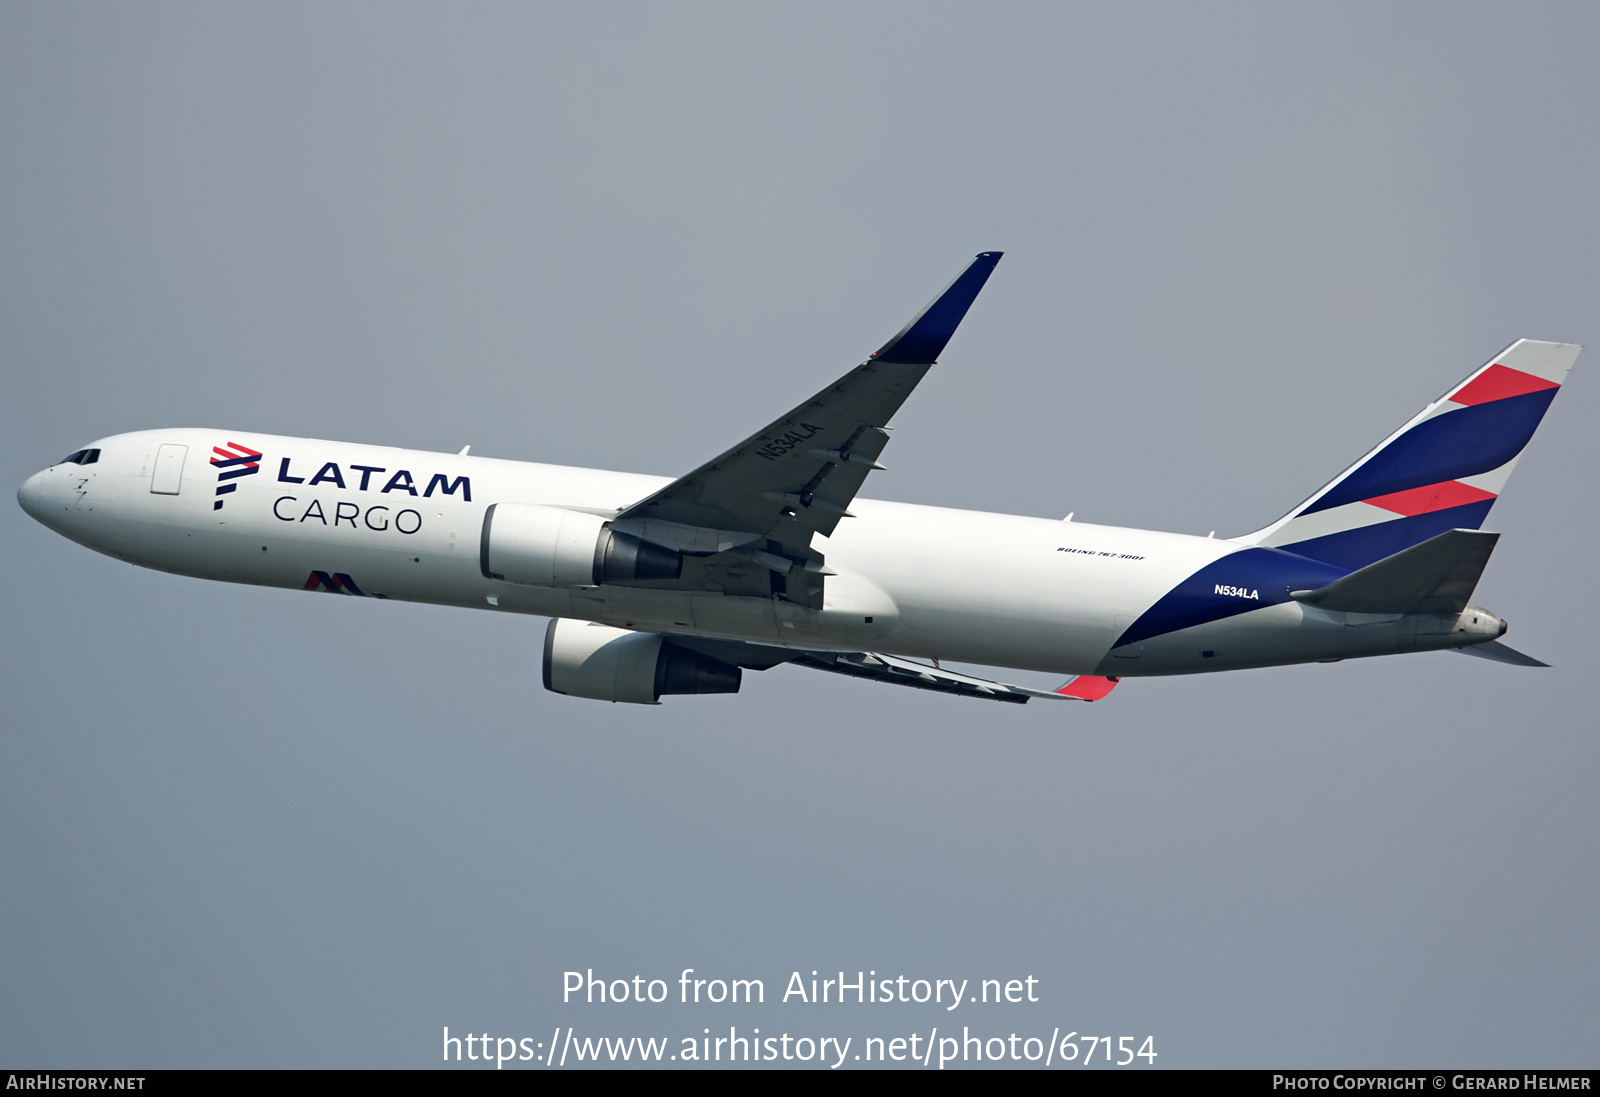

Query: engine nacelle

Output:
[480, 502, 682, 588]
[542, 619, 742, 704]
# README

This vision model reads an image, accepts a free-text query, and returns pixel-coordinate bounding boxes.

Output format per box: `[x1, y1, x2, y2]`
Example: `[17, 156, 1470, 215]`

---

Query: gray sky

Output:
[2, 2, 1596, 1068]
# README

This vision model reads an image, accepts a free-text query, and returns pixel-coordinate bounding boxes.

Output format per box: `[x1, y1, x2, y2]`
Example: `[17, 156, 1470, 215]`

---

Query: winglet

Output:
[1054, 674, 1120, 701]
[873, 252, 1003, 364]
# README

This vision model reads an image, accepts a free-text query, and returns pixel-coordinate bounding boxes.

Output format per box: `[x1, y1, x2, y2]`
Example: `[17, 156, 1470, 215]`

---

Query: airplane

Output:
[16, 253, 1579, 705]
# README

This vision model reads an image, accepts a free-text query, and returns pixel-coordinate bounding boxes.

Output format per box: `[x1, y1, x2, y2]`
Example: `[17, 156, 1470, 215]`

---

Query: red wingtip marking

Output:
[1449, 363, 1559, 407]
[1055, 674, 1120, 701]
[1363, 480, 1497, 517]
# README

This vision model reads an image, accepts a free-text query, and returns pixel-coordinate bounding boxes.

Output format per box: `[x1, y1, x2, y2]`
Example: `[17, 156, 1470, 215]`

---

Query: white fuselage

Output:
[17, 429, 1505, 677]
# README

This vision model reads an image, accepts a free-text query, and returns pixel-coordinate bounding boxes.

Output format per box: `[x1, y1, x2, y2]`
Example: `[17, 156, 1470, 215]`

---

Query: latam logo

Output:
[210, 442, 262, 510]
[302, 571, 384, 597]
[276, 457, 470, 500]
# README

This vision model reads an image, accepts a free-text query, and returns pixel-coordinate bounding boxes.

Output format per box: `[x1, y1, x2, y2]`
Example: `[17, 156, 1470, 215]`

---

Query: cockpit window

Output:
[56, 449, 100, 466]
[81, 449, 100, 464]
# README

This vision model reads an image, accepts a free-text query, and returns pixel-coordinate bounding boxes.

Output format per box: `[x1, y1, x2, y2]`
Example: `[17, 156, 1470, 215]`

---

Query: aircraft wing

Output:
[610, 253, 1003, 605]
[789, 650, 1119, 704]
[669, 635, 1119, 704]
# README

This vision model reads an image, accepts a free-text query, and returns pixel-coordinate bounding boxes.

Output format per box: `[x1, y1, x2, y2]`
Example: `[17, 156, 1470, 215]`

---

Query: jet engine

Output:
[480, 502, 682, 588]
[542, 619, 742, 704]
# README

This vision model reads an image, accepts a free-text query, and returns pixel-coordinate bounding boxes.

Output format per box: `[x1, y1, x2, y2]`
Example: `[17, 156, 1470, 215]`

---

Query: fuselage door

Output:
[151, 444, 188, 495]
[1110, 614, 1143, 659]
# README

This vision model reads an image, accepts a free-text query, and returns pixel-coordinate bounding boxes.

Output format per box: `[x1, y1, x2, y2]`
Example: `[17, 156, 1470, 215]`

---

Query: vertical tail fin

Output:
[1240, 339, 1579, 569]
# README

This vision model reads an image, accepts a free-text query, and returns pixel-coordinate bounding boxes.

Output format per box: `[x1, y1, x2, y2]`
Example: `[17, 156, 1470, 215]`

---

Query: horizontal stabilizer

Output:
[1291, 529, 1498, 615]
[1453, 640, 1549, 667]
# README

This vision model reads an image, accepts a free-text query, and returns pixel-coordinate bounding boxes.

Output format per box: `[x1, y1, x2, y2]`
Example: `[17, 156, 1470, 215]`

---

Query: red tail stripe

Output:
[1363, 480, 1497, 517]
[1449, 363, 1559, 407]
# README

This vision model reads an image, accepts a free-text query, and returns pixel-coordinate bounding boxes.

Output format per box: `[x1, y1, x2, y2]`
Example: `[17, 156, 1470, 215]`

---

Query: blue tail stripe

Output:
[1279, 499, 1496, 570]
[1303, 388, 1557, 514]
[1115, 548, 1348, 649]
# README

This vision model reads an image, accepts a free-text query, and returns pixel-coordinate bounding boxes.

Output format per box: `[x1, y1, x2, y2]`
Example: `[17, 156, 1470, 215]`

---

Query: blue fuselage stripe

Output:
[1115, 548, 1349, 648]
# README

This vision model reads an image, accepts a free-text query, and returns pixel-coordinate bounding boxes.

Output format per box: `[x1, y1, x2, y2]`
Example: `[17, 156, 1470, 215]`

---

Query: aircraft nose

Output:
[17, 469, 47, 520]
